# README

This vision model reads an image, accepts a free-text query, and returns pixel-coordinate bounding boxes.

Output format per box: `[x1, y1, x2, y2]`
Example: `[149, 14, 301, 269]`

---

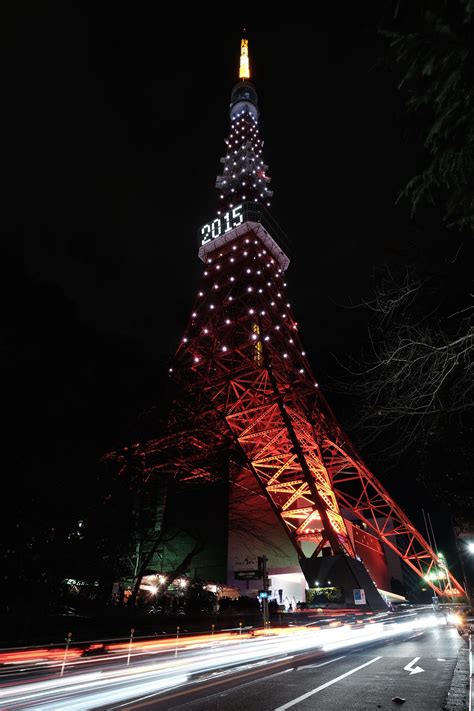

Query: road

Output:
[156, 627, 461, 711]
[0, 612, 464, 710]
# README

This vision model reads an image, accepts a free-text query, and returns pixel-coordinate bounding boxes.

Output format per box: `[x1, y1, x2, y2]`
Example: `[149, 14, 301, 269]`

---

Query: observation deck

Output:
[197, 202, 290, 271]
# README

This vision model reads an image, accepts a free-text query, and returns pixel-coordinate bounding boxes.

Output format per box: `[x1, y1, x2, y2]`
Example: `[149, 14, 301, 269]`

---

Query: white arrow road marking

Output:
[437, 658, 447, 661]
[404, 657, 425, 675]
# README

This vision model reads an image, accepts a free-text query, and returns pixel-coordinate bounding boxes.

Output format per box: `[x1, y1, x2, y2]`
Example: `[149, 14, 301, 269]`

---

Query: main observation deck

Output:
[198, 202, 290, 271]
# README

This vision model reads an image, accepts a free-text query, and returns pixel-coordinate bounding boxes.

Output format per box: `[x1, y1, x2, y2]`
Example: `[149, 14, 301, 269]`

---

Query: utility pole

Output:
[259, 555, 269, 630]
[422, 508, 439, 601]
[451, 516, 472, 606]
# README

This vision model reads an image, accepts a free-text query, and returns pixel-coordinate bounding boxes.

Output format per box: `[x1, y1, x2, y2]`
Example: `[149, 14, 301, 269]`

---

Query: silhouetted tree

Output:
[383, 1, 474, 230]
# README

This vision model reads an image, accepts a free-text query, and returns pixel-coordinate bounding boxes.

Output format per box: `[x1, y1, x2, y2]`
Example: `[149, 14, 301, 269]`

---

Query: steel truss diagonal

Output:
[107, 223, 464, 600]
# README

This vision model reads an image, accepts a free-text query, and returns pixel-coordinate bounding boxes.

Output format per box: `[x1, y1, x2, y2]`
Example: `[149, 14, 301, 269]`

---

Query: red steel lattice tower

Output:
[112, 38, 464, 603]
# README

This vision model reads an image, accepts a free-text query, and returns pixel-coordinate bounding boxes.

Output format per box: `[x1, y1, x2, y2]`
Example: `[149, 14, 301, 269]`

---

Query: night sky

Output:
[4, 9, 462, 552]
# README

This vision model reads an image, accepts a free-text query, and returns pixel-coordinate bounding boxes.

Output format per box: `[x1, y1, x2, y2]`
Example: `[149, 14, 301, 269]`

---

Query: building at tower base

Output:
[227, 463, 405, 610]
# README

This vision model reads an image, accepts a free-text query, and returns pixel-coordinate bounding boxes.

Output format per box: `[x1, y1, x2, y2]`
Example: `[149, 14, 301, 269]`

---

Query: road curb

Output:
[444, 636, 469, 711]
[470, 633, 473, 711]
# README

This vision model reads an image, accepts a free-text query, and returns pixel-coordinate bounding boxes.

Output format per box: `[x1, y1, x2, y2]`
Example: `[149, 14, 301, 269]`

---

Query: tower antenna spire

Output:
[239, 36, 250, 80]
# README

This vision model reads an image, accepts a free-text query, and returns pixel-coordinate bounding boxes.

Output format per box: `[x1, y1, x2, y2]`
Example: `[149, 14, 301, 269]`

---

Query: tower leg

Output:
[299, 555, 388, 610]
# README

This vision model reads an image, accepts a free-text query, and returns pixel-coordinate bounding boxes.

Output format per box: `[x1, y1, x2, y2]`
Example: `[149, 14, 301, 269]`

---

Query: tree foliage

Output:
[383, 1, 474, 229]
[341, 266, 473, 526]
[344, 267, 472, 454]
[338, 2, 474, 528]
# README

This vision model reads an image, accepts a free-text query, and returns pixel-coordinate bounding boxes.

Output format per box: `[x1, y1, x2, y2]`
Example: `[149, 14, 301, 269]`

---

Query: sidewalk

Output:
[445, 635, 470, 711]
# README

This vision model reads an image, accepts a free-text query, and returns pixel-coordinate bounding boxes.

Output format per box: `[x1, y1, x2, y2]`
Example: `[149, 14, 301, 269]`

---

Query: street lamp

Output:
[453, 539, 474, 606]
[437, 553, 451, 596]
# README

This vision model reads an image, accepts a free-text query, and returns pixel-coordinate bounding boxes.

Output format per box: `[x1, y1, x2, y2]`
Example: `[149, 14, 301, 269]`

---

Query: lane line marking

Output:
[274, 656, 382, 710]
[296, 655, 345, 671]
[110, 654, 301, 709]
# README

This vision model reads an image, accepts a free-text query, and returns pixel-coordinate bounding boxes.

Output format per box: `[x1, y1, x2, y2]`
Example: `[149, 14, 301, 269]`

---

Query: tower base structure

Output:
[299, 555, 388, 611]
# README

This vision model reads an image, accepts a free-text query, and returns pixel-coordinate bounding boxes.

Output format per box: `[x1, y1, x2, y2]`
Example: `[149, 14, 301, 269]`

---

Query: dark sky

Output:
[4, 8, 461, 550]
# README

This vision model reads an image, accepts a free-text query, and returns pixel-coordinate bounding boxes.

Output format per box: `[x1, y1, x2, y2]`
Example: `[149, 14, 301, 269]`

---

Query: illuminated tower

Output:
[108, 38, 464, 607]
[215, 39, 273, 213]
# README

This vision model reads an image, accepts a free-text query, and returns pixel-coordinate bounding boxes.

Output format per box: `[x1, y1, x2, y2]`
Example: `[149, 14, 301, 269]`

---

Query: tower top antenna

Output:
[239, 37, 250, 80]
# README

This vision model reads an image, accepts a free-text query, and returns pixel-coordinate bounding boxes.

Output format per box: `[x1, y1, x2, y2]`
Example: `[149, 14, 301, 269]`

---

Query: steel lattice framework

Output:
[105, 217, 463, 599]
[105, 39, 464, 600]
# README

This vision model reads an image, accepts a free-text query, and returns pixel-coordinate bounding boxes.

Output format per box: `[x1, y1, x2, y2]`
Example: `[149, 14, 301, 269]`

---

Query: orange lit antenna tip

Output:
[239, 38, 250, 80]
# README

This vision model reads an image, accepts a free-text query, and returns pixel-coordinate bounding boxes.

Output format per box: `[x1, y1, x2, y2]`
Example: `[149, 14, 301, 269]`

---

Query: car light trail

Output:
[0, 613, 447, 709]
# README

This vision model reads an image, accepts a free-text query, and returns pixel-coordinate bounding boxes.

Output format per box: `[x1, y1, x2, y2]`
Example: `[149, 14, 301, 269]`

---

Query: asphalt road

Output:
[117, 626, 463, 711]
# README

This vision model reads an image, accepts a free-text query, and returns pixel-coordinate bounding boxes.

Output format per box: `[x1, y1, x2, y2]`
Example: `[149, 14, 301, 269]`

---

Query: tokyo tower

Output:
[111, 38, 464, 608]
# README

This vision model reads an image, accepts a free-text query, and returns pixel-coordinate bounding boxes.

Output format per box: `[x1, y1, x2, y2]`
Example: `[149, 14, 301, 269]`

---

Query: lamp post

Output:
[462, 542, 474, 606]
[454, 537, 474, 606]
[437, 553, 451, 599]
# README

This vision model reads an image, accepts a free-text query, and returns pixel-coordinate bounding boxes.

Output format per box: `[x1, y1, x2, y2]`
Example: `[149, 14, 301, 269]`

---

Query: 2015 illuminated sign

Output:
[200, 204, 244, 246]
